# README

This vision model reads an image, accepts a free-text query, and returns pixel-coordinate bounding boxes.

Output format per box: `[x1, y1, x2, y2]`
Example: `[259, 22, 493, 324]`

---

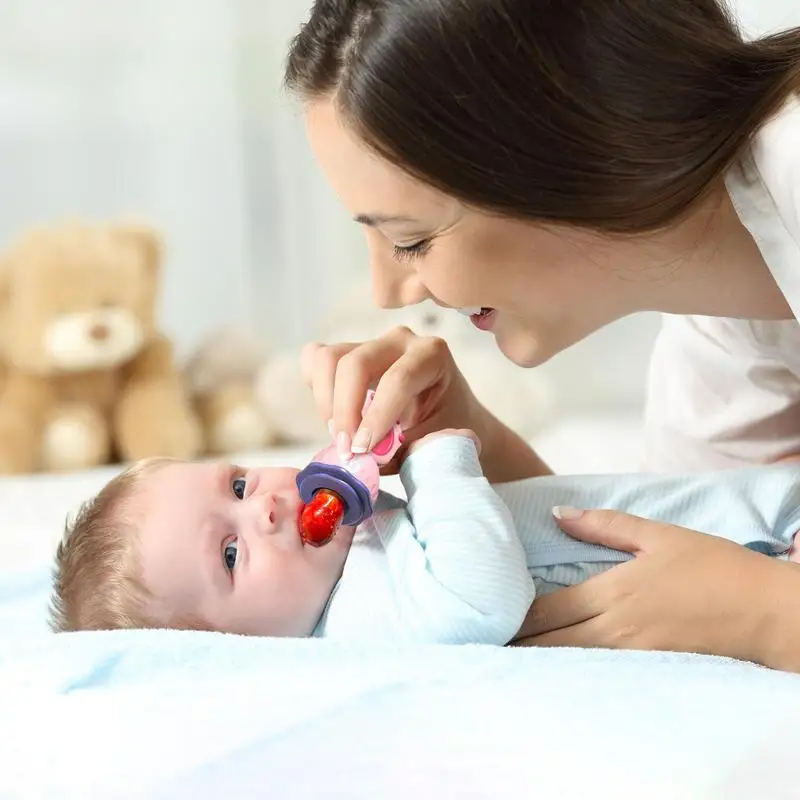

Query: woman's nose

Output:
[370, 256, 429, 309]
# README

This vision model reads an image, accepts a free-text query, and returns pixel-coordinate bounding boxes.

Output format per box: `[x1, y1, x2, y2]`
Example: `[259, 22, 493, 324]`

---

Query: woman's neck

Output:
[630, 182, 792, 320]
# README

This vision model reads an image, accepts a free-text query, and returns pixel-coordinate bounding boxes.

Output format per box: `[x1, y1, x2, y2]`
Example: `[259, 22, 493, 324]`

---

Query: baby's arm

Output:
[369, 431, 535, 645]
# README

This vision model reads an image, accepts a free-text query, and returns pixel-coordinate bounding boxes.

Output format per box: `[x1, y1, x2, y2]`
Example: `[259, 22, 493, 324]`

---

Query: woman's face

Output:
[304, 99, 654, 367]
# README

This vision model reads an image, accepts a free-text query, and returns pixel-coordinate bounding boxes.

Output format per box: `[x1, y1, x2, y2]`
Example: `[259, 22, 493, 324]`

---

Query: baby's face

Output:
[134, 462, 354, 636]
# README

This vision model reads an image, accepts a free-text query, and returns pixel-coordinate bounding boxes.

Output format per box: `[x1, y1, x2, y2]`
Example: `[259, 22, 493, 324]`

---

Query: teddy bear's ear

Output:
[0, 255, 12, 311]
[112, 221, 162, 279]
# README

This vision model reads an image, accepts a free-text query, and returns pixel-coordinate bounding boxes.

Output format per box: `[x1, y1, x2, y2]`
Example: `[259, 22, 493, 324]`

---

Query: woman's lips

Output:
[469, 308, 497, 331]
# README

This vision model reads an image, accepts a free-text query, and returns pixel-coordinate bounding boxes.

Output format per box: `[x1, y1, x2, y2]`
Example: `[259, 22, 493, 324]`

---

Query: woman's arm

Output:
[475, 410, 553, 483]
[513, 508, 800, 672]
[751, 560, 800, 673]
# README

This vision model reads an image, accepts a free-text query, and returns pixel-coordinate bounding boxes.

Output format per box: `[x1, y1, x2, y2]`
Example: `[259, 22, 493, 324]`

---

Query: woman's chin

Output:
[494, 330, 551, 368]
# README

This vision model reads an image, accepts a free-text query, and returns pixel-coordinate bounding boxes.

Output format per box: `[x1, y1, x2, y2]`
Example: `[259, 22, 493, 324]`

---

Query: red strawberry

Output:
[300, 489, 345, 546]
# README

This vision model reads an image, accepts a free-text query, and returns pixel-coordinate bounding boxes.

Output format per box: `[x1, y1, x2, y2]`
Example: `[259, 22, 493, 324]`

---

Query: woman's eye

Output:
[392, 239, 431, 263]
[223, 539, 239, 571]
[232, 478, 246, 499]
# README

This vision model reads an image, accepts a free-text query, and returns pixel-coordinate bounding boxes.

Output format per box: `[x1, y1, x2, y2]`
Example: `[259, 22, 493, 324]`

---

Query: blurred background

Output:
[0, 0, 796, 471]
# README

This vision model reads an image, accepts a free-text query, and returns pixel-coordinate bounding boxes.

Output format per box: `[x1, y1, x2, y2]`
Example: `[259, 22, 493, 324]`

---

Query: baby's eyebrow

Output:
[213, 463, 236, 496]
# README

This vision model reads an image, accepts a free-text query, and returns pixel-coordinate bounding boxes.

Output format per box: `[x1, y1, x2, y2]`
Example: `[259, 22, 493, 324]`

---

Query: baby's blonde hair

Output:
[49, 458, 175, 632]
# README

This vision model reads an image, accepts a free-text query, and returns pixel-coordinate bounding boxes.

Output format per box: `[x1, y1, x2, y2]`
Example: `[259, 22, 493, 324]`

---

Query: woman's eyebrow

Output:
[355, 214, 417, 227]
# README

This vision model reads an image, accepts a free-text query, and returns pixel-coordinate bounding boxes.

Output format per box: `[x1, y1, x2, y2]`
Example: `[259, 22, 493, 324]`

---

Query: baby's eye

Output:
[232, 478, 246, 499]
[223, 538, 239, 571]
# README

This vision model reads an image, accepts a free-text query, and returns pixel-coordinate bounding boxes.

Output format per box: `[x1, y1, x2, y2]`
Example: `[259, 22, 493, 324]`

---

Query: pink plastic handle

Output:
[361, 390, 404, 466]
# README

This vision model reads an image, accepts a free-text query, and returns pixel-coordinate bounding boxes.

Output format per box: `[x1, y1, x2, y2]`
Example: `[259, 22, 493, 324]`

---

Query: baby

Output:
[49, 429, 800, 645]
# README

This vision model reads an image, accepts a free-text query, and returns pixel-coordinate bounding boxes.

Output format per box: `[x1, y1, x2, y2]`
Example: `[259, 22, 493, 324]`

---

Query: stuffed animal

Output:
[184, 324, 326, 451]
[0, 219, 204, 474]
[183, 325, 276, 455]
[254, 348, 329, 445]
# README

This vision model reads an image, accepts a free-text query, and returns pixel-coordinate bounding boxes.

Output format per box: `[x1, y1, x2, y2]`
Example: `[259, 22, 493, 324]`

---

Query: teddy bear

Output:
[183, 325, 277, 455]
[0, 219, 204, 474]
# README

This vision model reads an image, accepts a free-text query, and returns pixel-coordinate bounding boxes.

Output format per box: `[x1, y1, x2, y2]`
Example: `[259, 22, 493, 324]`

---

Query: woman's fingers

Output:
[553, 508, 665, 554]
[513, 618, 608, 649]
[302, 341, 357, 430]
[303, 326, 459, 454]
[330, 329, 414, 439]
[300, 341, 320, 386]
[352, 333, 451, 452]
[513, 569, 621, 638]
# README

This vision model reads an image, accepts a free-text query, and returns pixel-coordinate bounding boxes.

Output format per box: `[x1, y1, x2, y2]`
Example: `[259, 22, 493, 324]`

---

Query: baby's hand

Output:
[406, 428, 481, 458]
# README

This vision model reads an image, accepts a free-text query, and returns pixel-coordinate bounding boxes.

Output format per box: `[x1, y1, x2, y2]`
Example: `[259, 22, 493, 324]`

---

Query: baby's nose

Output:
[248, 492, 278, 534]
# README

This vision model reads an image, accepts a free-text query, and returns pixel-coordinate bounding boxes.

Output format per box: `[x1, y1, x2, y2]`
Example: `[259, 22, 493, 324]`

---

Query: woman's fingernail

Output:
[553, 506, 585, 521]
[336, 430, 351, 459]
[327, 419, 336, 437]
[351, 428, 371, 454]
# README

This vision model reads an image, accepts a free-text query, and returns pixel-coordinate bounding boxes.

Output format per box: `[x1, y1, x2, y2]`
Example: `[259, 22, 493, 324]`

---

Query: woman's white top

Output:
[644, 96, 800, 471]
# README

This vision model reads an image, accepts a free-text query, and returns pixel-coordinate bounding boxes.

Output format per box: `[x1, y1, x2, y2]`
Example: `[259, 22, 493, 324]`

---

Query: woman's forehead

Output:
[304, 98, 458, 224]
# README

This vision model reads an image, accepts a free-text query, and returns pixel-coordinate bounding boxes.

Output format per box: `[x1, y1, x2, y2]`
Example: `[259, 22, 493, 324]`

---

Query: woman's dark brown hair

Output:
[285, 0, 800, 233]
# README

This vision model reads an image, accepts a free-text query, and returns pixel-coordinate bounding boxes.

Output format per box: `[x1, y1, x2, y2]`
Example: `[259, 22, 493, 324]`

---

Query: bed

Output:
[2, 412, 799, 798]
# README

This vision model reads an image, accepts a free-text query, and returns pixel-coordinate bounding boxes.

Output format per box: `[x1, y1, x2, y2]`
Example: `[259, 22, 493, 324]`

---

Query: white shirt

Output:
[644, 96, 800, 471]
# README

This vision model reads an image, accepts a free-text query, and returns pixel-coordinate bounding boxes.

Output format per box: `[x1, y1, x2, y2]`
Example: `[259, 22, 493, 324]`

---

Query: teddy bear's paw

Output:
[162, 414, 204, 460]
[41, 405, 110, 472]
[0, 446, 36, 475]
[209, 402, 272, 455]
[126, 412, 204, 462]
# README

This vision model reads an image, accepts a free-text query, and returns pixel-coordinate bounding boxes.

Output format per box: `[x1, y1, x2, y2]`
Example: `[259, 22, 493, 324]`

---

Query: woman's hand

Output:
[514, 508, 800, 672]
[301, 326, 550, 481]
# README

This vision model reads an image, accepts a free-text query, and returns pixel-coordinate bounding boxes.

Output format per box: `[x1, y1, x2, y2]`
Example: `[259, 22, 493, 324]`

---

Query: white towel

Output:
[2, 629, 799, 799]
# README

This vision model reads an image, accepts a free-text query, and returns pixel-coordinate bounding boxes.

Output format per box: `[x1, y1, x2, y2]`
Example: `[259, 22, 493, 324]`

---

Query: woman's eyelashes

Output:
[392, 239, 431, 262]
[223, 538, 239, 571]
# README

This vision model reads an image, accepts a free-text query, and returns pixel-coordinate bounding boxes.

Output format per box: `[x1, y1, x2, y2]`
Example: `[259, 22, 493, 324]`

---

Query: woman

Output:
[284, 0, 800, 670]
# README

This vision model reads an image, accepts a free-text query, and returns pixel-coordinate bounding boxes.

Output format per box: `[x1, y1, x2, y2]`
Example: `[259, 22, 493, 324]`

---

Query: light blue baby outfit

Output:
[312, 436, 800, 645]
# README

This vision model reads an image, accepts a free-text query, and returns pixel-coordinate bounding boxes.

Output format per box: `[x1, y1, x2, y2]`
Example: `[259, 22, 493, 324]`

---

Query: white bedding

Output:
[3, 631, 799, 798]
[2, 413, 797, 799]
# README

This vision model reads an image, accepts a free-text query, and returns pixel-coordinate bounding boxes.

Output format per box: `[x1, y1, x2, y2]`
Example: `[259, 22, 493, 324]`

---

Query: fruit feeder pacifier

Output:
[296, 390, 404, 546]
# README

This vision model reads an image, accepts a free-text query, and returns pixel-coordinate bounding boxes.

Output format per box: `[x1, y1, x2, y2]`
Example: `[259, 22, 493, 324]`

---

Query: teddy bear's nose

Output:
[89, 323, 110, 342]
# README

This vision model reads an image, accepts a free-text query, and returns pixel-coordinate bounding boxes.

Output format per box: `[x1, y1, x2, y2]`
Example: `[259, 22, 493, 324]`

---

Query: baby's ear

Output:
[112, 220, 162, 280]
